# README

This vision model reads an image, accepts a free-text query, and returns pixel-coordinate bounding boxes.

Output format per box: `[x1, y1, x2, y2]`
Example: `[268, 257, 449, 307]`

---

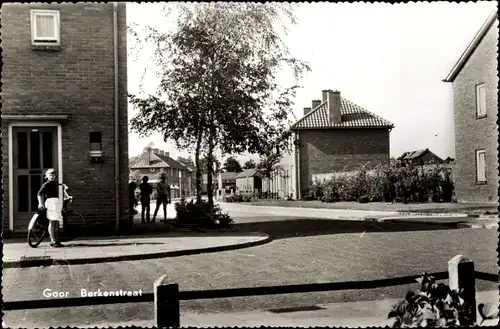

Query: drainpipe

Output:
[296, 131, 301, 200]
[113, 2, 120, 232]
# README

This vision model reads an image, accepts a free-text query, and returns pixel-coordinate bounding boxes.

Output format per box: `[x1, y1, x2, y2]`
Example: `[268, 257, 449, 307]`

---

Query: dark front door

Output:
[12, 127, 58, 232]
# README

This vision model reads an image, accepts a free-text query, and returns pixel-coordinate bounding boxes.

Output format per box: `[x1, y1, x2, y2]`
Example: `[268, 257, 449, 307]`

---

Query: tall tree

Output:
[223, 157, 243, 173]
[129, 3, 309, 207]
[243, 159, 257, 169]
[198, 155, 221, 175]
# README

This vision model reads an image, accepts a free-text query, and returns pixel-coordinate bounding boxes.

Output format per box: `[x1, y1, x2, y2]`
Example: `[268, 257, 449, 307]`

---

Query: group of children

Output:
[129, 172, 172, 224]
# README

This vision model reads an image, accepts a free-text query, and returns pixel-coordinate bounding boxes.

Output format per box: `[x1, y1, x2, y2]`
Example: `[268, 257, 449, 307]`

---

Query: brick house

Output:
[443, 9, 499, 203]
[1, 3, 129, 236]
[399, 149, 445, 165]
[268, 89, 394, 199]
[129, 147, 195, 198]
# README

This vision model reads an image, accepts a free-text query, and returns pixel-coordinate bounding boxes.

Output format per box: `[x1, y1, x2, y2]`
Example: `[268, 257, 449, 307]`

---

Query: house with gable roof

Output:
[442, 8, 498, 204]
[399, 149, 445, 165]
[265, 89, 394, 199]
[129, 146, 195, 198]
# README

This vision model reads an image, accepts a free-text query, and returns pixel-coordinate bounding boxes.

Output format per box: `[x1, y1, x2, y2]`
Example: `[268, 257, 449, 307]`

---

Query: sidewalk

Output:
[3, 232, 271, 268]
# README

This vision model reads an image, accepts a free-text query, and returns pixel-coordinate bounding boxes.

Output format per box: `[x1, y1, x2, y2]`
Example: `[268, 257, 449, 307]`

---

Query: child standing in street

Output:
[152, 172, 171, 223]
[37, 168, 63, 248]
[139, 176, 153, 224]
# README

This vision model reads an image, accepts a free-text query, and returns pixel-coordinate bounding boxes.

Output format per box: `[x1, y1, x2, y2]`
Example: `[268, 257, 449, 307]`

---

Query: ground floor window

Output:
[475, 149, 486, 182]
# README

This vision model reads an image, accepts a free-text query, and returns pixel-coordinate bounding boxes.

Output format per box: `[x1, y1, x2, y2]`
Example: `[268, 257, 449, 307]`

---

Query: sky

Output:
[126, 1, 498, 164]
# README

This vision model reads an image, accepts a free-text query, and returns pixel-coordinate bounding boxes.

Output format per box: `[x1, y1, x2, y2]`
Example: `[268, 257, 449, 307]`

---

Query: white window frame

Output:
[31, 9, 60, 45]
[475, 149, 486, 182]
[475, 83, 487, 117]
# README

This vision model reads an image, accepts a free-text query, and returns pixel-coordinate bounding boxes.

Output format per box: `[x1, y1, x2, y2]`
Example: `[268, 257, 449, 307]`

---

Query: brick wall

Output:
[298, 128, 390, 195]
[452, 21, 499, 203]
[1, 3, 129, 232]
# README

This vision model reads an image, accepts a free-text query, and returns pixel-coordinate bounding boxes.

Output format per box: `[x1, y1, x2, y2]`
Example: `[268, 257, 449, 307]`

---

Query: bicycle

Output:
[27, 184, 86, 248]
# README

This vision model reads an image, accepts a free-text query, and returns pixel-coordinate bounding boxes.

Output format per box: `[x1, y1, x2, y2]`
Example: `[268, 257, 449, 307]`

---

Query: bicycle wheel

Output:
[27, 214, 48, 248]
[64, 211, 86, 230]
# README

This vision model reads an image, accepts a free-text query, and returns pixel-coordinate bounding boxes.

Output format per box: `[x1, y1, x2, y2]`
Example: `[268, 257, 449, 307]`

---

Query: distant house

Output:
[399, 149, 445, 165]
[129, 146, 195, 198]
[235, 169, 262, 194]
[267, 89, 394, 199]
[443, 9, 498, 203]
[201, 172, 238, 193]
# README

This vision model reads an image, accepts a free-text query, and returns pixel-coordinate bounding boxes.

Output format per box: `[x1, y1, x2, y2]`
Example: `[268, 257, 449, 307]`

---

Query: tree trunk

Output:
[206, 133, 215, 209]
[194, 130, 203, 204]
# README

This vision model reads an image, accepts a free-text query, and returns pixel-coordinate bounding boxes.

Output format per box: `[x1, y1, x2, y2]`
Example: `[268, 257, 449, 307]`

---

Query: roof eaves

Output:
[292, 125, 395, 130]
[443, 8, 498, 83]
[291, 101, 327, 129]
[343, 98, 395, 128]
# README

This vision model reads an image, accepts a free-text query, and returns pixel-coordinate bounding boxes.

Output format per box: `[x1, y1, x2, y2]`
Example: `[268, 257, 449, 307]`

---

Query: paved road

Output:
[3, 226, 498, 328]
[140, 199, 402, 222]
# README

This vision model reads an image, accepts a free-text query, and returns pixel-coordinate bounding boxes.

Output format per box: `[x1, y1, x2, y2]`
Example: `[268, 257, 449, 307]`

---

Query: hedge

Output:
[305, 160, 454, 203]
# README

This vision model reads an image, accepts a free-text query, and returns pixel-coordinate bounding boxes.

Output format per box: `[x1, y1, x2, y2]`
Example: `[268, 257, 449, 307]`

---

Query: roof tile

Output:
[292, 98, 394, 129]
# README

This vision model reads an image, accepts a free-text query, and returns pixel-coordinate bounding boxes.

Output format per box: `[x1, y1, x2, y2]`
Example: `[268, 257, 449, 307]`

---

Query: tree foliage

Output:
[224, 157, 243, 173]
[257, 149, 282, 180]
[198, 155, 221, 175]
[129, 3, 309, 206]
[243, 159, 257, 169]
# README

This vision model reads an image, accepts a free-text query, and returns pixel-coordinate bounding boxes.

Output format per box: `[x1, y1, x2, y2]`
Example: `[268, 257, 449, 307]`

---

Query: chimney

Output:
[322, 90, 329, 102]
[143, 147, 151, 164]
[327, 90, 342, 124]
[152, 148, 159, 155]
[165, 152, 170, 158]
[303, 107, 312, 116]
[158, 150, 163, 156]
[312, 99, 321, 110]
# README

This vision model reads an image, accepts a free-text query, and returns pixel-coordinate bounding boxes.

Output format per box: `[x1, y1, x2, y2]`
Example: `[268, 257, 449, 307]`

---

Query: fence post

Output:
[154, 275, 180, 327]
[448, 255, 477, 324]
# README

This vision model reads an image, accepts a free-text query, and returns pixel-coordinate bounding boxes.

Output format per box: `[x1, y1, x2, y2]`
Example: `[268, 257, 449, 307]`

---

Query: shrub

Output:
[174, 196, 233, 228]
[306, 160, 455, 204]
[309, 180, 324, 200]
[357, 195, 370, 203]
[388, 273, 475, 327]
[224, 194, 243, 203]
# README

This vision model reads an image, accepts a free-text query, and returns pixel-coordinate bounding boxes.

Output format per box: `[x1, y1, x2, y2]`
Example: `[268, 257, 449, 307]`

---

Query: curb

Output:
[396, 212, 480, 217]
[457, 222, 499, 229]
[378, 218, 498, 229]
[3, 234, 273, 269]
[378, 219, 466, 228]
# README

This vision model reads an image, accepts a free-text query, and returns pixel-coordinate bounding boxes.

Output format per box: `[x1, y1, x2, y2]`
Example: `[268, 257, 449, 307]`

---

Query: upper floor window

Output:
[475, 83, 487, 118]
[31, 9, 60, 45]
[475, 149, 486, 183]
